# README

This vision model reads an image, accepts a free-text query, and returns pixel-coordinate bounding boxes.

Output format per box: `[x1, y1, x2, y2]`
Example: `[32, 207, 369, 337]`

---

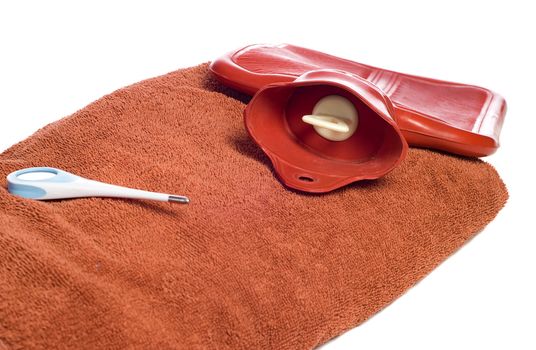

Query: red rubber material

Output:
[244, 69, 408, 193]
[210, 44, 507, 157]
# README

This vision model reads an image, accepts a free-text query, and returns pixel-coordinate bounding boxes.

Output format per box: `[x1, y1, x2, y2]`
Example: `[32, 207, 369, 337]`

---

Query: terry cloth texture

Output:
[0, 63, 507, 350]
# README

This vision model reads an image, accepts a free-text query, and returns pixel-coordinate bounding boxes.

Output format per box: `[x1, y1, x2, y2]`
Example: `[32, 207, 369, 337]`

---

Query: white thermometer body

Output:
[7, 167, 189, 204]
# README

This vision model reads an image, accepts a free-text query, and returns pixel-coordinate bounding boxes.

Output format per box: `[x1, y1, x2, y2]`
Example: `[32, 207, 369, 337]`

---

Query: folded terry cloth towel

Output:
[0, 64, 507, 349]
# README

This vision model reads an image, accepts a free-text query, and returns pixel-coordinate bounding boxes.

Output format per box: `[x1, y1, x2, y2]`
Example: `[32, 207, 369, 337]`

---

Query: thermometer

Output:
[7, 167, 189, 204]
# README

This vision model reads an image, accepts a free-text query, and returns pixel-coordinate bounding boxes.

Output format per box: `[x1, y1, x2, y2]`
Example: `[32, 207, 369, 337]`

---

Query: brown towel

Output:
[0, 64, 507, 349]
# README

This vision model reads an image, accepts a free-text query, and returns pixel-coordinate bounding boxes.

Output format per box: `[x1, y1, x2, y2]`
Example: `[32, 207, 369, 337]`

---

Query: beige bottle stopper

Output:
[301, 95, 359, 141]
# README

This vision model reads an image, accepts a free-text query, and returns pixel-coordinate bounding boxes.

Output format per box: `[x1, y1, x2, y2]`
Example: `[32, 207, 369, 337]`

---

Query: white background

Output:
[1, 1, 534, 349]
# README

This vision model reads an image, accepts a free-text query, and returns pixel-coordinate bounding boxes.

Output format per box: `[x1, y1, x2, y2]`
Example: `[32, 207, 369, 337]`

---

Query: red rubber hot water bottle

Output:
[211, 44, 506, 157]
[244, 69, 407, 193]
